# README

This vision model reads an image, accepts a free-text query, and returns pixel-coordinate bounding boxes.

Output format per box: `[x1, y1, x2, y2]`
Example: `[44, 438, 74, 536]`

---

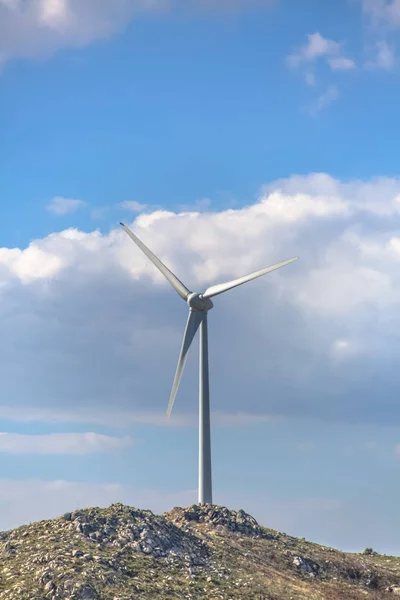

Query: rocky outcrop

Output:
[164, 503, 277, 540]
[0, 502, 399, 599]
[63, 503, 209, 564]
[291, 554, 320, 576]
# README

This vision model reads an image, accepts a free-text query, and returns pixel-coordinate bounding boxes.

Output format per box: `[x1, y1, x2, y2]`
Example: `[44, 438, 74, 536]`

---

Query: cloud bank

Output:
[2, 173, 400, 428]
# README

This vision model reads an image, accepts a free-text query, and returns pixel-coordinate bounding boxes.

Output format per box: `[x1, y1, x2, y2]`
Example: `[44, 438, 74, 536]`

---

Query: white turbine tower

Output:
[120, 222, 298, 505]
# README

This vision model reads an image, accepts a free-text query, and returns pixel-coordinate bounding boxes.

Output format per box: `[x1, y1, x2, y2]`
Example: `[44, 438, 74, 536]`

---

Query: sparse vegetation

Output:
[0, 502, 399, 599]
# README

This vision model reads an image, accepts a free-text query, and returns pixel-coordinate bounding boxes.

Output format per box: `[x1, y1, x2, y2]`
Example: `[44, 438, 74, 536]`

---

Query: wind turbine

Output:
[120, 222, 298, 505]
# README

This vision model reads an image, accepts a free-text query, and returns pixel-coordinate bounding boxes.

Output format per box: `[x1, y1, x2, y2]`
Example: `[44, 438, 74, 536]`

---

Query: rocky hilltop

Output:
[0, 502, 399, 599]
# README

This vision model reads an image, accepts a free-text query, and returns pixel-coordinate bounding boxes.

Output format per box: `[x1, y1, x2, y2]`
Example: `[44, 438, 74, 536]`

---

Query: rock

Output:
[39, 568, 52, 584]
[4, 541, 15, 551]
[129, 541, 142, 553]
[165, 504, 266, 538]
[387, 585, 400, 595]
[44, 580, 55, 591]
[292, 555, 319, 576]
[73, 584, 98, 599]
[362, 547, 378, 555]
[62, 513, 72, 521]
[82, 553, 92, 561]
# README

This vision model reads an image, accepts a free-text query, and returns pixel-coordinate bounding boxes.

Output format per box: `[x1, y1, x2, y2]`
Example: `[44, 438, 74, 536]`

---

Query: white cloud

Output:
[263, 173, 400, 215]
[288, 32, 355, 72]
[0, 0, 276, 64]
[46, 196, 86, 215]
[0, 244, 63, 283]
[4, 173, 400, 428]
[40, 0, 70, 27]
[296, 263, 391, 316]
[310, 85, 339, 114]
[365, 40, 396, 70]
[288, 33, 354, 111]
[119, 200, 148, 213]
[328, 56, 356, 70]
[0, 432, 132, 454]
[288, 32, 341, 67]
[362, 0, 400, 27]
[0, 0, 165, 63]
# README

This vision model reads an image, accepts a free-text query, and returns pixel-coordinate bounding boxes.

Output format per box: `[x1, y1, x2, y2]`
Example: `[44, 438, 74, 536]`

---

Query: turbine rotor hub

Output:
[187, 292, 213, 312]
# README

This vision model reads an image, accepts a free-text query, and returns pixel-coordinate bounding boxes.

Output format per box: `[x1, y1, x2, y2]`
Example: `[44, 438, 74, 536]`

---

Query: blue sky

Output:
[2, 0, 400, 248]
[2, 0, 400, 554]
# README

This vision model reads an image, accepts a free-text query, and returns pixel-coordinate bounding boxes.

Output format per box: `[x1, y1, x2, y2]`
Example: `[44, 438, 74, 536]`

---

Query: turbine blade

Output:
[166, 310, 203, 418]
[120, 222, 190, 301]
[202, 257, 298, 299]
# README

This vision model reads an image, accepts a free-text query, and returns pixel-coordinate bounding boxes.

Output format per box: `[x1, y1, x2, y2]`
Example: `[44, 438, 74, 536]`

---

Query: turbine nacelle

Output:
[187, 292, 213, 312]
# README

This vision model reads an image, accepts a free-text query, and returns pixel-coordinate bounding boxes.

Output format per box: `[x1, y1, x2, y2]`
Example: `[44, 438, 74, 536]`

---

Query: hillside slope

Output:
[0, 502, 399, 599]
